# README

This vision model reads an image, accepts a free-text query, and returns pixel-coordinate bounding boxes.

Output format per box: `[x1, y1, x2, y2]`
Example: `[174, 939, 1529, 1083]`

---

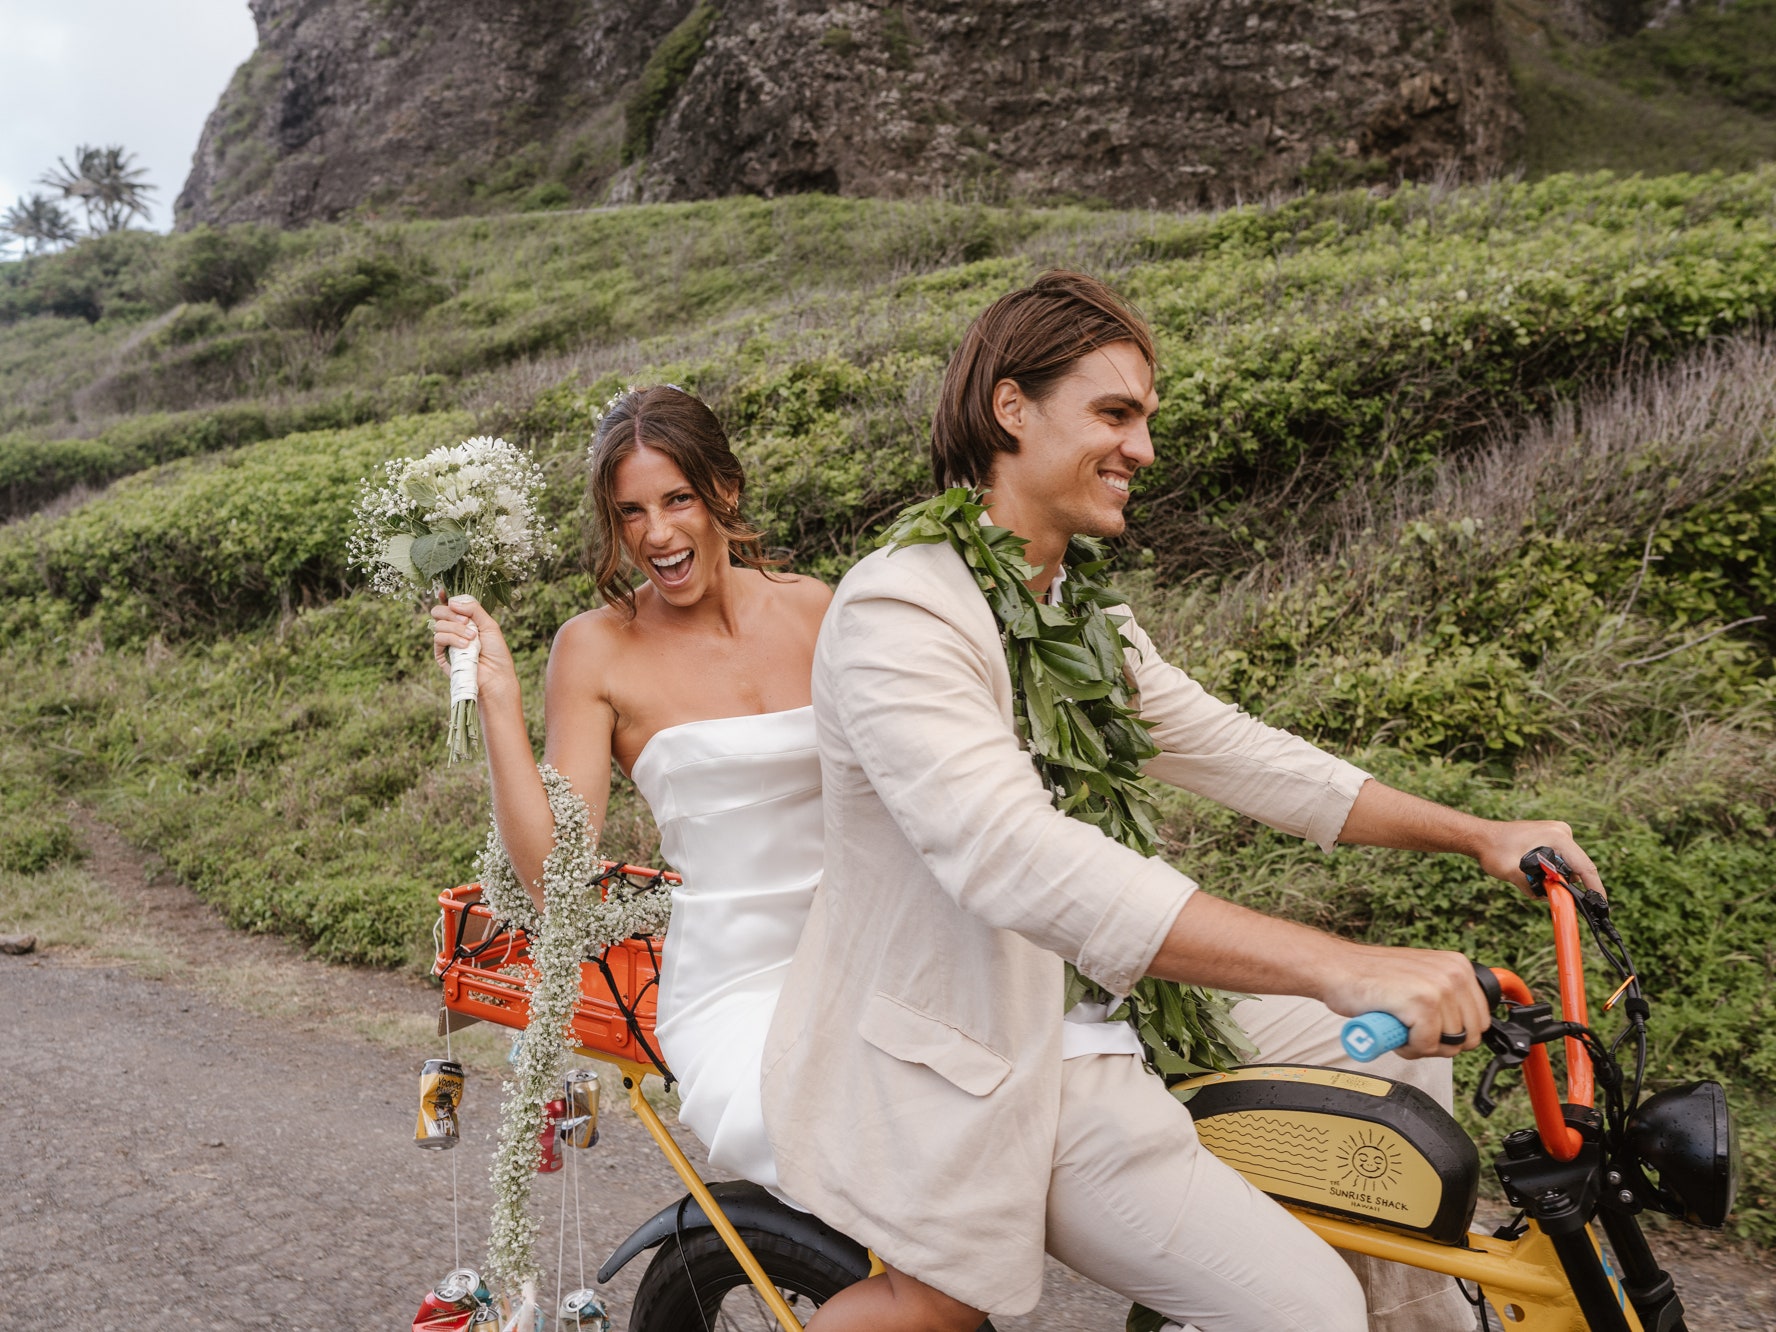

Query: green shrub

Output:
[254, 236, 447, 338]
[162, 224, 284, 309]
[0, 434, 127, 519]
[0, 231, 164, 325]
[0, 413, 471, 641]
[0, 394, 388, 521]
[1583, 0, 1776, 115]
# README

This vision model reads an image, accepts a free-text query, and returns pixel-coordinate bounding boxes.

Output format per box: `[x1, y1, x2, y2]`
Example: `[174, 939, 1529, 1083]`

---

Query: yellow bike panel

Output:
[1196, 1108, 1445, 1230]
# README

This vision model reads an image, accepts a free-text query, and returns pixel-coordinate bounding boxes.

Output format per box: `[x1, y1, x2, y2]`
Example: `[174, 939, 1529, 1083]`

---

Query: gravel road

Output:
[1, 821, 1767, 1330]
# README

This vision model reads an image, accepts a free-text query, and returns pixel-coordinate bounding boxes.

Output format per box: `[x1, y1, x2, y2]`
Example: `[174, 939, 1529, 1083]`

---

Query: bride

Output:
[431, 385, 979, 1331]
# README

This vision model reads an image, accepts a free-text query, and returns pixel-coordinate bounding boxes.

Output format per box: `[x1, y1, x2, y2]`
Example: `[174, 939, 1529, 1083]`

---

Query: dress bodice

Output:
[630, 706, 821, 902]
[628, 707, 821, 1190]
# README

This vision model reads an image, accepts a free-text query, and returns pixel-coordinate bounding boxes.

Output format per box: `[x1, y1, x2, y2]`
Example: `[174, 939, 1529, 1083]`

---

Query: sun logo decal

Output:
[1336, 1129, 1403, 1191]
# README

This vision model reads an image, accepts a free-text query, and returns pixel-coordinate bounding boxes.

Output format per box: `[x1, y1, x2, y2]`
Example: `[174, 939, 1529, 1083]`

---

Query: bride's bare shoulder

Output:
[551, 603, 634, 671]
[781, 570, 834, 604]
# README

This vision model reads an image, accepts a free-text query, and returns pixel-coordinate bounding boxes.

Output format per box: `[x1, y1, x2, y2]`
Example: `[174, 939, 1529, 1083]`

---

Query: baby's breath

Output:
[348, 435, 549, 605]
[475, 765, 672, 1290]
[349, 435, 549, 761]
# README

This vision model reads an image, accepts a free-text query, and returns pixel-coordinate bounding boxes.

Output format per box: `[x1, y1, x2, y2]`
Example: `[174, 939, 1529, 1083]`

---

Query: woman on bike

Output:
[430, 385, 973, 1329]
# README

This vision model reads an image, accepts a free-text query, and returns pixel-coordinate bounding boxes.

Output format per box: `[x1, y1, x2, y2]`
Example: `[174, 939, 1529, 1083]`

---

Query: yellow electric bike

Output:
[434, 847, 1737, 1331]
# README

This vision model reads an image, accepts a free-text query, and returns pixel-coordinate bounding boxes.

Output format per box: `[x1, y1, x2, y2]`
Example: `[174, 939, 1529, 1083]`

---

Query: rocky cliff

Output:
[177, 0, 1520, 228]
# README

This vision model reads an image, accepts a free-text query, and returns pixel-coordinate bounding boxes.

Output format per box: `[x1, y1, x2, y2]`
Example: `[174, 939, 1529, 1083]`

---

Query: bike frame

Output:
[1296, 1210, 1631, 1330]
[592, 1052, 811, 1332]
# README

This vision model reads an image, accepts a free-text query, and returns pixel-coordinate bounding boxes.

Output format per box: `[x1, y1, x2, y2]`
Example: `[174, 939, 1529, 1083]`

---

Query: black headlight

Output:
[1625, 1080, 1739, 1228]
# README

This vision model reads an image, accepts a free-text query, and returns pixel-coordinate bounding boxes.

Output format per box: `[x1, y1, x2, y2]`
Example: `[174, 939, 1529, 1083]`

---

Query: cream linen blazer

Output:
[759, 539, 1369, 1315]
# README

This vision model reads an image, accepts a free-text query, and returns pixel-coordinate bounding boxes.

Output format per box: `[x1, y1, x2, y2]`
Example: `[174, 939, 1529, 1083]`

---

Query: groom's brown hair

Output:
[930, 270, 1156, 488]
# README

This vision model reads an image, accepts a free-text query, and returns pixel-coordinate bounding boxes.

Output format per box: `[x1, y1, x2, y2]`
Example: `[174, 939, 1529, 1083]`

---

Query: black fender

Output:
[596, 1179, 872, 1284]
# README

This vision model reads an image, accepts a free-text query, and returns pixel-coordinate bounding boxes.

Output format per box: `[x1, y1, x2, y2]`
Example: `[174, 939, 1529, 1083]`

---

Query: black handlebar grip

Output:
[1472, 960, 1502, 1008]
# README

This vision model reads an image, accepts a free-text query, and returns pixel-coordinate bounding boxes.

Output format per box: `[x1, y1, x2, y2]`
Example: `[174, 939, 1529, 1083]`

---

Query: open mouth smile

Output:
[650, 549, 694, 586]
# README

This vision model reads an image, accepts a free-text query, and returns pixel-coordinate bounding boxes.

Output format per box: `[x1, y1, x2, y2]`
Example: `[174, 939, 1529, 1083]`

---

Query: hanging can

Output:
[416, 1058, 466, 1149]
[537, 1097, 566, 1173]
[558, 1288, 612, 1330]
[560, 1069, 600, 1149]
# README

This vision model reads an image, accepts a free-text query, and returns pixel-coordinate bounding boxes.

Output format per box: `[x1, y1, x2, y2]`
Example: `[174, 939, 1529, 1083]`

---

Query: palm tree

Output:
[38, 144, 156, 233]
[1, 194, 80, 256]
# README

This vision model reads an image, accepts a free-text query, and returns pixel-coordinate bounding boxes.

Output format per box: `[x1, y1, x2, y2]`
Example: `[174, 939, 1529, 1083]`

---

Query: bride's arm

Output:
[432, 597, 616, 910]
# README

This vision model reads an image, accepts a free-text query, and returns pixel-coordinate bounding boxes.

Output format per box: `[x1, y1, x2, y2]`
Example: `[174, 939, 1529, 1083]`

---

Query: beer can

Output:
[467, 1300, 502, 1332]
[416, 1058, 466, 1149]
[560, 1069, 600, 1149]
[435, 1268, 486, 1307]
[537, 1097, 566, 1173]
[558, 1288, 611, 1330]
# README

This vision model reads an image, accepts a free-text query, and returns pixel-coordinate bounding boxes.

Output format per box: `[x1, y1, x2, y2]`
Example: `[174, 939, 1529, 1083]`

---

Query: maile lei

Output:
[474, 765, 672, 1301]
[881, 487, 1255, 1081]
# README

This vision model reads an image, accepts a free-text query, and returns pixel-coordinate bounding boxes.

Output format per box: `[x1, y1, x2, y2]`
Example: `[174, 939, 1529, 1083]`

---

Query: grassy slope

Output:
[1506, 0, 1776, 177]
[1, 176, 1773, 1237]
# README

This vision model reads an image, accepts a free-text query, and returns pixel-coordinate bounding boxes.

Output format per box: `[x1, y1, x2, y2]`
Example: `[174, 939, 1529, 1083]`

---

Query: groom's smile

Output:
[985, 339, 1159, 584]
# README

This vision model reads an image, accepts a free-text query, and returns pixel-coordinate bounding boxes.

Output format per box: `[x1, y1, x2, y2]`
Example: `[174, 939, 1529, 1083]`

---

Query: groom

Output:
[761, 271, 1604, 1330]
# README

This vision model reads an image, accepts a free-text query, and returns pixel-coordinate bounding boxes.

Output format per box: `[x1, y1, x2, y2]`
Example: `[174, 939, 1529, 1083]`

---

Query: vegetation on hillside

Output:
[1507, 0, 1776, 177]
[0, 176, 1772, 1238]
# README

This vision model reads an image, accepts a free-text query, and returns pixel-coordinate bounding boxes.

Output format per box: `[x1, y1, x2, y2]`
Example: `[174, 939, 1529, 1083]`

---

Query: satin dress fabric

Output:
[630, 706, 821, 1192]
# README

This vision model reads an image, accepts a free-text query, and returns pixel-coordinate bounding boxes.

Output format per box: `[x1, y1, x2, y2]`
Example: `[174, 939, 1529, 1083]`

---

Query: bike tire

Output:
[627, 1226, 996, 1331]
[628, 1225, 862, 1331]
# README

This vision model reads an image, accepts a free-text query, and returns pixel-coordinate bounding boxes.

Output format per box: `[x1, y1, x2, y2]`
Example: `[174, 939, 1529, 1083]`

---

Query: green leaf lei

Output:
[882, 487, 1255, 1080]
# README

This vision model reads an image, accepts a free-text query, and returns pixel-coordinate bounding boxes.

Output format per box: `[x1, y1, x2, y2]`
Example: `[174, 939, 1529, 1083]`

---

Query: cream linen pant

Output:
[1041, 992, 1476, 1332]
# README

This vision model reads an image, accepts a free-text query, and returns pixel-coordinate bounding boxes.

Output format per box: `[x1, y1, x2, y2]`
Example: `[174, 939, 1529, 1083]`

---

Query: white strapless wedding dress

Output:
[629, 706, 821, 1191]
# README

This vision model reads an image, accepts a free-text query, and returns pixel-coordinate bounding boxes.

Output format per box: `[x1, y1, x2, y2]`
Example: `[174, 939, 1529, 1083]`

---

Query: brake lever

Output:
[1474, 1008, 1537, 1117]
[1471, 1001, 1593, 1116]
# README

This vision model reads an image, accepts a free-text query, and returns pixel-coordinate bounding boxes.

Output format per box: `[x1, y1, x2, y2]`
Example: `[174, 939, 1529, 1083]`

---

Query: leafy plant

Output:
[163, 224, 283, 309]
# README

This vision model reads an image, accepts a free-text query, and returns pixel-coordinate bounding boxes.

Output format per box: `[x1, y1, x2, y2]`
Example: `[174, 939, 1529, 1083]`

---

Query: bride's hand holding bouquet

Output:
[430, 593, 516, 710]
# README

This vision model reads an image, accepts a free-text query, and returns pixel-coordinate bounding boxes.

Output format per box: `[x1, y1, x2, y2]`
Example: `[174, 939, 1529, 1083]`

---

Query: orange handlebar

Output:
[1486, 863, 1595, 1162]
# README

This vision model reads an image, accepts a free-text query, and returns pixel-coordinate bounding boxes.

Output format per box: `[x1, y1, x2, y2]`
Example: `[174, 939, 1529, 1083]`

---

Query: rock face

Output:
[176, 0, 694, 228]
[178, 0, 1519, 228]
[636, 1, 1517, 209]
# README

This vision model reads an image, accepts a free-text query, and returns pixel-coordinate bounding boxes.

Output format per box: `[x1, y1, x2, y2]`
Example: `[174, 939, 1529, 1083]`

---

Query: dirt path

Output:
[2, 819, 1767, 1329]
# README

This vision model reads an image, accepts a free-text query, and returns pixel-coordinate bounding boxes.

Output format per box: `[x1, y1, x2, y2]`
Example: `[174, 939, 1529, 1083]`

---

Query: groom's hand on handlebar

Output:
[1473, 820, 1607, 900]
[1321, 944, 1493, 1059]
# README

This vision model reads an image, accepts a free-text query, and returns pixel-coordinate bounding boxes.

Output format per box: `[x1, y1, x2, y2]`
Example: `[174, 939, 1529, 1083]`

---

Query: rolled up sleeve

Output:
[819, 575, 1194, 995]
[1120, 615, 1371, 852]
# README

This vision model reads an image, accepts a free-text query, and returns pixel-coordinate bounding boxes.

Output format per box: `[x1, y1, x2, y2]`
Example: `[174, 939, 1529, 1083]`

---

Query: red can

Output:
[537, 1098, 566, 1173]
[413, 1293, 474, 1331]
[413, 1267, 484, 1331]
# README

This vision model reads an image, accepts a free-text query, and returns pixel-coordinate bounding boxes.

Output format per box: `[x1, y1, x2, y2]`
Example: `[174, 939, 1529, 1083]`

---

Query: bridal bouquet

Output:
[349, 436, 548, 763]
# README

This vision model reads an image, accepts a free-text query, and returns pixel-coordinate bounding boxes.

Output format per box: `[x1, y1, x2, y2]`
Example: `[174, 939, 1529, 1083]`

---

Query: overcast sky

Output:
[1, 0, 258, 232]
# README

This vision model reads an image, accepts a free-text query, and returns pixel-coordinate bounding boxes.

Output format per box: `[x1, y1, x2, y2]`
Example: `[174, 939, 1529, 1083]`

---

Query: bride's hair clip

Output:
[591, 383, 691, 437]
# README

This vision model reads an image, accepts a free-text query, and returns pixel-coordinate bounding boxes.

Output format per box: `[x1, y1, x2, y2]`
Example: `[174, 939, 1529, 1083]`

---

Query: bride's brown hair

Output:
[587, 385, 782, 618]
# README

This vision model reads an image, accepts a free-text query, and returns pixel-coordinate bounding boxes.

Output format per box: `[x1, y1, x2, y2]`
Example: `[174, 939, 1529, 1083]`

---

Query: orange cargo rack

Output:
[434, 866, 674, 1068]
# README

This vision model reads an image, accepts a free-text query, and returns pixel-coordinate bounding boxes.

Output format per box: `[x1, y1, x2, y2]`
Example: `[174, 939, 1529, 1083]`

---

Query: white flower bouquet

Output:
[350, 436, 548, 763]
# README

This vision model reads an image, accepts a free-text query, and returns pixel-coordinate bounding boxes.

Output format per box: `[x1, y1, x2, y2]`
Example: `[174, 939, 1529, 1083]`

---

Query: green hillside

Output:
[1, 175, 1773, 1238]
[1508, 0, 1776, 176]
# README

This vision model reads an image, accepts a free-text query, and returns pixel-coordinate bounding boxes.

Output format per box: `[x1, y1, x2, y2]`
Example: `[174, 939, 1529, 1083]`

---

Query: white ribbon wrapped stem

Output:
[449, 638, 482, 705]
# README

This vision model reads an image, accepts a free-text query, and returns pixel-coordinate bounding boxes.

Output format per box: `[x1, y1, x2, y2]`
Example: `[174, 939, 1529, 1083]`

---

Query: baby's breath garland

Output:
[473, 764, 672, 1290]
[882, 487, 1255, 1080]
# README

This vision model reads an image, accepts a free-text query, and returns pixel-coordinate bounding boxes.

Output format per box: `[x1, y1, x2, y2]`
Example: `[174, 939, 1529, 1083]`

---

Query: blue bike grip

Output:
[1341, 1012, 1409, 1062]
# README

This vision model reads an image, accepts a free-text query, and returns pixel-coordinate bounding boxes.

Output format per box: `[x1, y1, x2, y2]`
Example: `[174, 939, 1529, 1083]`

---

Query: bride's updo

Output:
[588, 385, 780, 616]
